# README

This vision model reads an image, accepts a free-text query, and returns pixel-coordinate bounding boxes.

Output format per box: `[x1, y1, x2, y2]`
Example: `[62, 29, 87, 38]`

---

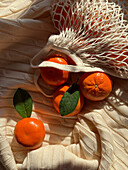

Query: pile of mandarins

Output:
[40, 53, 112, 116]
[14, 53, 112, 149]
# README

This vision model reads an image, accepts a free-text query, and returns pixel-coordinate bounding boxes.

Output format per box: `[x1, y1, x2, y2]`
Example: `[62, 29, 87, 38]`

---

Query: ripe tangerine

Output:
[40, 54, 69, 86]
[53, 85, 84, 117]
[14, 118, 45, 149]
[80, 72, 112, 101]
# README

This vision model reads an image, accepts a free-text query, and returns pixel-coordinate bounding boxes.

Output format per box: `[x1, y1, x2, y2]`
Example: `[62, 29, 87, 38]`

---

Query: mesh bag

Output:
[31, 0, 128, 80]
[108, 0, 128, 22]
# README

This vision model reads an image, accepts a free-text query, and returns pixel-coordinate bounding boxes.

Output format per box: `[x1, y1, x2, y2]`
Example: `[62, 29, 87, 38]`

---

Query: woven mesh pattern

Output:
[108, 0, 128, 21]
[50, 0, 128, 78]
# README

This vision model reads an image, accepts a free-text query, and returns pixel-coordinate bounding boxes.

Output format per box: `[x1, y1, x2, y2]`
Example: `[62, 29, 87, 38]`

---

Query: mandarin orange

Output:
[40, 54, 69, 86]
[14, 118, 45, 149]
[53, 85, 84, 116]
[80, 72, 112, 101]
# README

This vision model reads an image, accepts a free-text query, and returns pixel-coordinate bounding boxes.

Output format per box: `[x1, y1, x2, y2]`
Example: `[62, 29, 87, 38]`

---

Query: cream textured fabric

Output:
[0, 0, 128, 170]
[0, 0, 34, 19]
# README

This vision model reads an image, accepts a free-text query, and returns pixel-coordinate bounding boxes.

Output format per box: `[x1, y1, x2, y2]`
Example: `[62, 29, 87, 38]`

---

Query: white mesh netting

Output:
[45, 0, 128, 79]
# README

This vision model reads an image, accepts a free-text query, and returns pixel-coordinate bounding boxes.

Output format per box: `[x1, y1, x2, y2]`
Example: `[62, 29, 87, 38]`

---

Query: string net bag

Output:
[31, 0, 128, 96]
[107, 0, 128, 22]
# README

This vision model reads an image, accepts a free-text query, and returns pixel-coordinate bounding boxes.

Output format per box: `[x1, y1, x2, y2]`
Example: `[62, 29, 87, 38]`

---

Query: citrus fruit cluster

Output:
[14, 54, 112, 149]
[40, 54, 112, 116]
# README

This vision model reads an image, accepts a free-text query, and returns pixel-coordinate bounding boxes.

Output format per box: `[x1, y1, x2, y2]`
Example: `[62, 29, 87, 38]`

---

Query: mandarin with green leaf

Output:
[53, 85, 84, 117]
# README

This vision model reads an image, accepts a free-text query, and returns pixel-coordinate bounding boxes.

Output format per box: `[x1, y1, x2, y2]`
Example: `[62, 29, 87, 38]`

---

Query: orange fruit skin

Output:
[109, 54, 128, 67]
[80, 72, 112, 101]
[84, 12, 110, 38]
[40, 54, 69, 86]
[14, 118, 45, 149]
[103, 47, 128, 67]
[108, 49, 128, 67]
[53, 2, 77, 31]
[53, 85, 84, 117]
[54, 2, 70, 30]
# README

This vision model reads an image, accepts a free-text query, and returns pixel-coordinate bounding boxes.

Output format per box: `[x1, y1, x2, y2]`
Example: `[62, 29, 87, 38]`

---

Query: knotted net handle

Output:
[30, 41, 106, 72]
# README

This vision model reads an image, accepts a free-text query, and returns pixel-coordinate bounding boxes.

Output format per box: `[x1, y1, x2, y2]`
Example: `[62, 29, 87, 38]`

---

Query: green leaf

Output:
[13, 88, 33, 118]
[59, 83, 79, 116]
